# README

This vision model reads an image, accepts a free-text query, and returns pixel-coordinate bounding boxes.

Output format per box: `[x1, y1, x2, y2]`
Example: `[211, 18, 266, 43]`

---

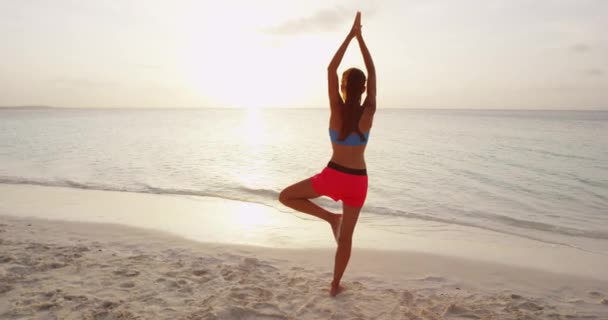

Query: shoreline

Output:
[1, 183, 607, 282]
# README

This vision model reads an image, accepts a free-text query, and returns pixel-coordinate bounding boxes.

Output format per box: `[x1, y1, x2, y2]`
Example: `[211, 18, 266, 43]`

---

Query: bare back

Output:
[328, 99, 375, 169]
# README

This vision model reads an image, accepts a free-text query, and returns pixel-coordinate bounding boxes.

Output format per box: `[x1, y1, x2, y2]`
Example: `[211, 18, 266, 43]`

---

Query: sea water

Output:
[1, 108, 607, 256]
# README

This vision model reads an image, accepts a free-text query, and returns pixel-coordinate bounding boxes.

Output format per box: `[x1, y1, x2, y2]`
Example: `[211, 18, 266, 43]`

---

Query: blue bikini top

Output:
[329, 128, 370, 146]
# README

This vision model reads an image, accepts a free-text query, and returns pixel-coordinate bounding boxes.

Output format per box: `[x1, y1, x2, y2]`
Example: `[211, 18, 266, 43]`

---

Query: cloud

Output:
[570, 43, 593, 53]
[264, 5, 377, 35]
[585, 68, 604, 77]
[53, 77, 117, 88]
[137, 64, 163, 70]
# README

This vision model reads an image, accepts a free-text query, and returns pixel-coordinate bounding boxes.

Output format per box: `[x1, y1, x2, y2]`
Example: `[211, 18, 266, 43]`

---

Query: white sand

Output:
[1, 219, 607, 319]
[1, 185, 608, 319]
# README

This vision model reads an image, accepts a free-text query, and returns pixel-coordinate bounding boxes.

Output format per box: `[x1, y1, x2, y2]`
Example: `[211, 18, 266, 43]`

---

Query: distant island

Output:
[0, 106, 57, 110]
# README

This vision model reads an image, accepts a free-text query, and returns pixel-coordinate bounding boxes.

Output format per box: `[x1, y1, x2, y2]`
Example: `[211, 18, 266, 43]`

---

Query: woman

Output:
[278, 11, 376, 297]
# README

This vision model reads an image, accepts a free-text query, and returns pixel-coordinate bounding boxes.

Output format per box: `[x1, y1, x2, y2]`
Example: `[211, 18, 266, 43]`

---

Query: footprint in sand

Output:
[73, 246, 90, 253]
[165, 280, 179, 289]
[179, 286, 193, 294]
[251, 302, 281, 314]
[568, 298, 585, 304]
[507, 301, 543, 312]
[229, 286, 273, 301]
[421, 276, 446, 282]
[400, 290, 415, 305]
[0, 284, 13, 294]
[35, 302, 58, 311]
[63, 294, 89, 303]
[164, 271, 179, 277]
[287, 276, 307, 287]
[443, 303, 480, 319]
[127, 254, 150, 261]
[101, 300, 120, 309]
[113, 269, 140, 277]
[222, 306, 286, 320]
[26, 243, 50, 251]
[221, 269, 238, 281]
[41, 262, 66, 270]
[42, 289, 62, 298]
[8, 266, 30, 275]
[120, 282, 135, 288]
[192, 269, 209, 276]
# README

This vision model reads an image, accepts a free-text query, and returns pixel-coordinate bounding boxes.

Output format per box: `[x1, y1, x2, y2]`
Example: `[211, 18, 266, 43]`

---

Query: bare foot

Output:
[329, 283, 345, 297]
[330, 214, 342, 243]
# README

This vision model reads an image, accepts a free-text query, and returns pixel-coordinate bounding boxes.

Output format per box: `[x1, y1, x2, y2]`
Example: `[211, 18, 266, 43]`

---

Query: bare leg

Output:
[279, 178, 341, 228]
[330, 204, 361, 297]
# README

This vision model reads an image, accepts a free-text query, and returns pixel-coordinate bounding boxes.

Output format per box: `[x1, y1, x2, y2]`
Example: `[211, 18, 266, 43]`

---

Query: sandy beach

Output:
[1, 185, 607, 319]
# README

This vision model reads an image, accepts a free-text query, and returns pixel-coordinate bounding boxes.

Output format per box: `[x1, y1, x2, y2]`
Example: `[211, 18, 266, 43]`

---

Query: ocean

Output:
[1, 108, 607, 256]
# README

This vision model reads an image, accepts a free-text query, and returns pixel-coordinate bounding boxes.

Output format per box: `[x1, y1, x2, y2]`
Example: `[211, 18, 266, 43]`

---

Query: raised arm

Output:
[327, 12, 360, 111]
[356, 31, 376, 111]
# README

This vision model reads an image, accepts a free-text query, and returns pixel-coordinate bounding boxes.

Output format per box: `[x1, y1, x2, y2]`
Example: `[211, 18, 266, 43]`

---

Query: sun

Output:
[181, 12, 317, 109]
[186, 42, 295, 109]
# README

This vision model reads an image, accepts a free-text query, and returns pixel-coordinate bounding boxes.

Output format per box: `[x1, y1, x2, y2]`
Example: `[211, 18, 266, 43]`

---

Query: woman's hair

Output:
[339, 68, 367, 142]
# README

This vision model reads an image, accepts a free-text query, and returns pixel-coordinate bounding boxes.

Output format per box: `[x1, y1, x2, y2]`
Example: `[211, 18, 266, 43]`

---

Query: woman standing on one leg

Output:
[278, 11, 376, 297]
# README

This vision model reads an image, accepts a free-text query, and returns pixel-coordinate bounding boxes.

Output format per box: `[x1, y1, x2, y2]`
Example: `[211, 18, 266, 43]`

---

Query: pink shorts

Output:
[311, 165, 368, 207]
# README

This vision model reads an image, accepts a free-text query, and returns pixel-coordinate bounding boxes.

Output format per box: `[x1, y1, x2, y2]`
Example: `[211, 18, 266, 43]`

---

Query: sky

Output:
[0, 0, 607, 109]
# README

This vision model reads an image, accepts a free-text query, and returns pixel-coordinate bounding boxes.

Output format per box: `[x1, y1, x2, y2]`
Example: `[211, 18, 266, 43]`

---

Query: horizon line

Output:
[1, 105, 608, 112]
